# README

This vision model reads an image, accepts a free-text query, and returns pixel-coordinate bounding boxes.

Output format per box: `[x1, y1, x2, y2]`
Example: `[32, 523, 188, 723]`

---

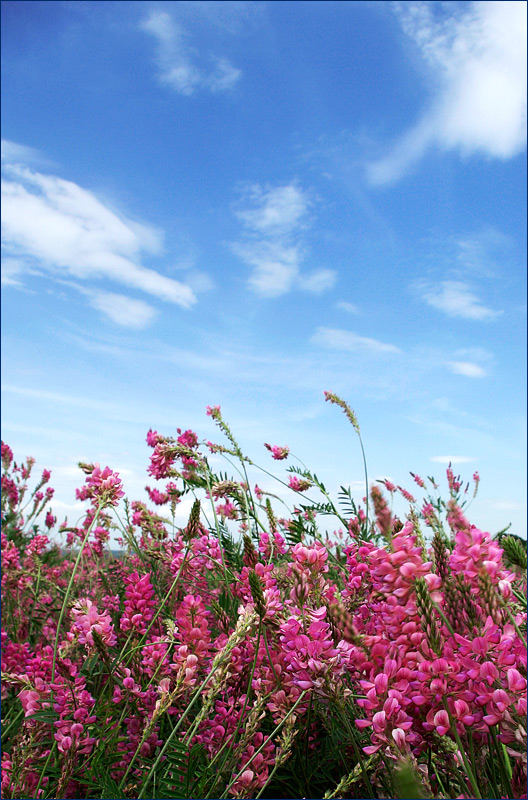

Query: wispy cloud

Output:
[430, 455, 475, 464]
[232, 183, 337, 297]
[1, 148, 196, 311]
[419, 280, 502, 320]
[367, 1, 527, 184]
[88, 291, 158, 329]
[140, 10, 241, 95]
[1, 139, 52, 168]
[0, 257, 24, 287]
[447, 361, 487, 378]
[312, 327, 401, 355]
[336, 300, 360, 314]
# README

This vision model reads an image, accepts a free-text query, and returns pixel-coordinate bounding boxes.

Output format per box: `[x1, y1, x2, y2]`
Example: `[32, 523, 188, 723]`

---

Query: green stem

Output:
[263, 626, 281, 686]
[486, 732, 501, 799]
[204, 469, 233, 597]
[34, 741, 58, 798]
[442, 699, 482, 799]
[489, 725, 512, 793]
[135, 662, 223, 798]
[203, 624, 263, 797]
[502, 603, 527, 649]
[220, 690, 309, 799]
[357, 432, 369, 534]
[335, 704, 375, 799]
[51, 502, 104, 683]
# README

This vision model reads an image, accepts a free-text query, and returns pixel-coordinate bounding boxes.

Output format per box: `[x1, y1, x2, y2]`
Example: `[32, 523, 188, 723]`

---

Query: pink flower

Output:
[146, 429, 164, 447]
[291, 541, 328, 573]
[145, 485, 169, 506]
[288, 475, 311, 492]
[45, 512, 56, 529]
[507, 668, 527, 693]
[216, 500, 238, 520]
[397, 486, 416, 504]
[80, 464, 125, 507]
[410, 472, 426, 489]
[1, 442, 14, 470]
[177, 429, 198, 449]
[120, 572, 156, 634]
[429, 709, 450, 736]
[70, 599, 117, 647]
[148, 444, 176, 480]
[264, 443, 290, 461]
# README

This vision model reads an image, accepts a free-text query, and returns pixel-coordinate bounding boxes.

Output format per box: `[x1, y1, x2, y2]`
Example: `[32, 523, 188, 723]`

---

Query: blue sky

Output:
[1, 0, 526, 540]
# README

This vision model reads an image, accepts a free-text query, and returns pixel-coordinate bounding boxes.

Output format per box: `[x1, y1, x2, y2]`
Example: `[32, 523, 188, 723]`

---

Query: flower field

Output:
[1, 393, 526, 799]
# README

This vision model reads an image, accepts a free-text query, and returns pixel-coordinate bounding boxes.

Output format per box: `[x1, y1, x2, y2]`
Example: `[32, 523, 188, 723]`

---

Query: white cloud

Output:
[140, 10, 241, 95]
[1, 257, 24, 287]
[447, 361, 487, 378]
[419, 280, 501, 320]
[1, 139, 49, 167]
[236, 184, 310, 235]
[430, 455, 475, 464]
[336, 300, 360, 314]
[312, 327, 401, 355]
[489, 499, 522, 512]
[232, 183, 336, 297]
[1, 153, 196, 310]
[453, 347, 492, 363]
[207, 57, 242, 92]
[300, 269, 337, 294]
[89, 291, 158, 329]
[367, 1, 527, 184]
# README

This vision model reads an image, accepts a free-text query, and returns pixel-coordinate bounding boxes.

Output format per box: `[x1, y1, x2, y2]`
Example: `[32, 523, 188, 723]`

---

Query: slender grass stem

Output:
[202, 624, 263, 797]
[51, 501, 104, 684]
[204, 469, 233, 597]
[442, 699, 482, 799]
[219, 690, 309, 799]
[133, 662, 223, 798]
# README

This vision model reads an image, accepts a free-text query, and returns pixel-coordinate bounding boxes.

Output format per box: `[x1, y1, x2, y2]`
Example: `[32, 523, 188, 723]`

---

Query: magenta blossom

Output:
[288, 475, 311, 492]
[79, 464, 125, 507]
[264, 443, 290, 460]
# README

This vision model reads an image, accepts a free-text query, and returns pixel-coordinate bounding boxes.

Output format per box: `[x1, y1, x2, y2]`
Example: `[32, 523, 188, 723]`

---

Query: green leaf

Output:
[393, 759, 428, 799]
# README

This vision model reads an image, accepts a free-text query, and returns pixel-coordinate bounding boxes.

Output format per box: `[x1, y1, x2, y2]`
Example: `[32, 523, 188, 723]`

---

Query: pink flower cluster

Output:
[120, 571, 156, 634]
[76, 464, 125, 507]
[69, 598, 117, 647]
[264, 442, 290, 460]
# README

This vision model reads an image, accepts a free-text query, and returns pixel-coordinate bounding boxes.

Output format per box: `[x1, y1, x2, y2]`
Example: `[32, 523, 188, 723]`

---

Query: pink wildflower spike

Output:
[45, 512, 56, 529]
[148, 443, 177, 480]
[80, 464, 125, 507]
[120, 572, 156, 634]
[291, 541, 329, 573]
[398, 486, 416, 503]
[216, 500, 238, 520]
[288, 475, 311, 492]
[70, 598, 117, 647]
[146, 429, 164, 448]
[145, 485, 169, 506]
[410, 472, 426, 489]
[264, 443, 290, 460]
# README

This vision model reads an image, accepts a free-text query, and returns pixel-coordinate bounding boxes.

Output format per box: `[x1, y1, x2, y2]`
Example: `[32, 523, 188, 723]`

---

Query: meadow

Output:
[1, 393, 526, 799]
